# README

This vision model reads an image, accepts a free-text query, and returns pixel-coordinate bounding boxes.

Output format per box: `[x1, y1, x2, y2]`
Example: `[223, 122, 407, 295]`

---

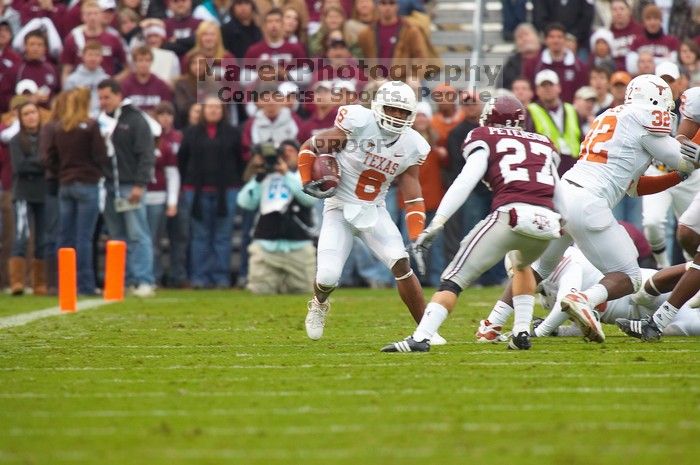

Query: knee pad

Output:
[316, 267, 341, 288]
[503, 250, 524, 279]
[438, 279, 463, 295]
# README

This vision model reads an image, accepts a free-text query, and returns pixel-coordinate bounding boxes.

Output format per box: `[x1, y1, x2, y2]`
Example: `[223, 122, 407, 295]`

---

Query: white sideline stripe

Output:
[6, 421, 700, 438]
[3, 401, 691, 419]
[0, 299, 113, 330]
[2, 359, 700, 372]
[2, 386, 698, 399]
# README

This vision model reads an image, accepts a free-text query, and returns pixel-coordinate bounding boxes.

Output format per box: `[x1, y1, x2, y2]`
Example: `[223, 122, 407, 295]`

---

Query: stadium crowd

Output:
[0, 0, 698, 297]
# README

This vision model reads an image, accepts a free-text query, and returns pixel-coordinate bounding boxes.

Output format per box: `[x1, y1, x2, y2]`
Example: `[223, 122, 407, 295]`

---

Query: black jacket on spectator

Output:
[501, 53, 523, 91]
[106, 103, 155, 186]
[9, 132, 45, 203]
[446, 118, 479, 185]
[221, 17, 262, 61]
[178, 121, 244, 218]
[533, 0, 594, 52]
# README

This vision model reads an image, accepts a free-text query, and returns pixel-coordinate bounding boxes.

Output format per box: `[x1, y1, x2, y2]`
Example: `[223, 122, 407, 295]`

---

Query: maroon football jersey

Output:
[462, 126, 557, 211]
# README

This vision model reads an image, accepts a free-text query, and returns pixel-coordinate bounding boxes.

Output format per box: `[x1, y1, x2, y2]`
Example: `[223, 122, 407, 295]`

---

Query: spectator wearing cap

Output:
[332, 80, 357, 106]
[309, 5, 364, 58]
[237, 139, 317, 294]
[297, 81, 338, 142]
[588, 28, 616, 74]
[609, 70, 630, 107]
[523, 23, 588, 103]
[178, 95, 244, 288]
[408, 101, 445, 286]
[0, 29, 59, 112]
[193, 0, 233, 25]
[357, 0, 430, 79]
[146, 102, 181, 285]
[61, 0, 128, 82]
[627, 4, 679, 74]
[0, 3, 20, 35]
[573, 86, 597, 134]
[680, 40, 700, 87]
[533, 0, 593, 55]
[164, 0, 201, 56]
[511, 77, 534, 106]
[501, 23, 541, 91]
[430, 84, 461, 154]
[121, 46, 174, 116]
[589, 65, 613, 115]
[527, 69, 582, 175]
[241, 82, 301, 160]
[63, 40, 109, 117]
[609, 0, 642, 71]
[141, 18, 181, 85]
[16, 0, 68, 37]
[221, 0, 262, 60]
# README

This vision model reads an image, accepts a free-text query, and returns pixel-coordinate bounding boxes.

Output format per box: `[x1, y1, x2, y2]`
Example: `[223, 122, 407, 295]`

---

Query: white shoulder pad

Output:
[405, 129, 431, 165]
[633, 107, 672, 137]
[334, 105, 373, 137]
[680, 87, 700, 123]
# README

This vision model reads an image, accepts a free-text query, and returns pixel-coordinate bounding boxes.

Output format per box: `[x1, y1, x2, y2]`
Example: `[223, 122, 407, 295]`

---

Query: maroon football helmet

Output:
[479, 94, 526, 128]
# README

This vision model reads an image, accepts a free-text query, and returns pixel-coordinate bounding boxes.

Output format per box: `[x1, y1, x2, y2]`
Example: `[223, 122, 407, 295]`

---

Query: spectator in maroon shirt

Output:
[60, 0, 129, 82]
[0, 20, 21, 113]
[0, 30, 59, 112]
[122, 46, 174, 115]
[609, 0, 643, 71]
[245, 8, 309, 85]
[16, 0, 68, 36]
[164, 0, 201, 56]
[298, 80, 337, 142]
[627, 4, 679, 74]
[523, 22, 588, 104]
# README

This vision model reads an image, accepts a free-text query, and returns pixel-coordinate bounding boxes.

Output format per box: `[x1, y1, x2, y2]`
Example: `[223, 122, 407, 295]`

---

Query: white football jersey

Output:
[681, 87, 700, 124]
[328, 105, 430, 206]
[563, 103, 674, 208]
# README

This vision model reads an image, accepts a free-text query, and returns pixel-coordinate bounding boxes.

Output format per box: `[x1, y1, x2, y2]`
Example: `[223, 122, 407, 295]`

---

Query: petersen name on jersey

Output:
[331, 105, 430, 206]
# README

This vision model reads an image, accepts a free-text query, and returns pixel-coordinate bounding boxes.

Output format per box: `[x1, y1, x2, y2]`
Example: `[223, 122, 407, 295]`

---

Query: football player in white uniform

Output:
[617, 86, 700, 340]
[531, 247, 700, 337]
[479, 74, 698, 343]
[297, 81, 433, 341]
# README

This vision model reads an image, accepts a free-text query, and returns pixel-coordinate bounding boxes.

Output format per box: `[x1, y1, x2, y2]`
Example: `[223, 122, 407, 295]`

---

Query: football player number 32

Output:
[355, 169, 386, 201]
[497, 138, 555, 186]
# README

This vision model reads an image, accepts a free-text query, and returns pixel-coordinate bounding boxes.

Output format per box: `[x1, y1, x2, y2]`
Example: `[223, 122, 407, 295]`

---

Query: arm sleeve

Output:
[433, 148, 488, 223]
[639, 134, 682, 170]
[164, 166, 180, 207]
[236, 178, 262, 210]
[285, 171, 317, 207]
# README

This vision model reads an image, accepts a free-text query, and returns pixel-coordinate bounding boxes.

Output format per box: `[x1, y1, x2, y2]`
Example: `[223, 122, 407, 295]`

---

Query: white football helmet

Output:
[625, 74, 675, 111]
[371, 81, 417, 134]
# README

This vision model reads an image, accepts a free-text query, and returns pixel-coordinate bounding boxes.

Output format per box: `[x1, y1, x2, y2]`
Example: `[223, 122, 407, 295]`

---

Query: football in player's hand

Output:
[312, 155, 340, 192]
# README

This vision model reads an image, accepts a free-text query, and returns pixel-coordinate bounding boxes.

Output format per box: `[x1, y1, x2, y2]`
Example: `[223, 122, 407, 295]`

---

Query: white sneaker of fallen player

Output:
[688, 290, 700, 309]
[430, 333, 447, 345]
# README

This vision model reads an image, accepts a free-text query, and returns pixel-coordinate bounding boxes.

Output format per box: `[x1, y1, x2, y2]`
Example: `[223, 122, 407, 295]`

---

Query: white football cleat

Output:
[475, 320, 508, 343]
[561, 291, 605, 343]
[430, 333, 447, 346]
[305, 297, 330, 340]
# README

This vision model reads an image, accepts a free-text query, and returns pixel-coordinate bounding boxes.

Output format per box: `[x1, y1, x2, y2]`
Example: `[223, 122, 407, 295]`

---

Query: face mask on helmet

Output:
[371, 82, 417, 135]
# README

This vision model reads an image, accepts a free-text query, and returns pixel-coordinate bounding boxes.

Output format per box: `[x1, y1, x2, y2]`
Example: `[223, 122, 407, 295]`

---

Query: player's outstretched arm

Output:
[397, 165, 425, 242]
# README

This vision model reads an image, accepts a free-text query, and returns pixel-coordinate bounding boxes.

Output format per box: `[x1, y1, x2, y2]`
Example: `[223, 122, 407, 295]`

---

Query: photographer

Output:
[237, 140, 317, 295]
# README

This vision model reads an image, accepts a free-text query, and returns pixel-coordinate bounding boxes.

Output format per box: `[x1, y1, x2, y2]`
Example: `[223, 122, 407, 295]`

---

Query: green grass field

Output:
[0, 287, 699, 465]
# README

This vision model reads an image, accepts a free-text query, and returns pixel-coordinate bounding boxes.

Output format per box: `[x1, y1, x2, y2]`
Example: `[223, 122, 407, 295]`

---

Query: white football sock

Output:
[653, 250, 670, 268]
[652, 301, 679, 330]
[583, 284, 608, 309]
[413, 302, 449, 342]
[534, 304, 569, 337]
[486, 300, 514, 327]
[512, 295, 535, 335]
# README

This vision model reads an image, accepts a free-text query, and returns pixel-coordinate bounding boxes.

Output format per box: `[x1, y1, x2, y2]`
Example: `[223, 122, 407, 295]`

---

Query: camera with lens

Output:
[253, 142, 281, 174]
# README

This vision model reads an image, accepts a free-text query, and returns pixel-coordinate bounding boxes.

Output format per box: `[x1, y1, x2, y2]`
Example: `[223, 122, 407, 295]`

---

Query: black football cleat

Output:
[615, 317, 662, 342]
[507, 331, 532, 350]
[532, 317, 559, 337]
[381, 336, 430, 353]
